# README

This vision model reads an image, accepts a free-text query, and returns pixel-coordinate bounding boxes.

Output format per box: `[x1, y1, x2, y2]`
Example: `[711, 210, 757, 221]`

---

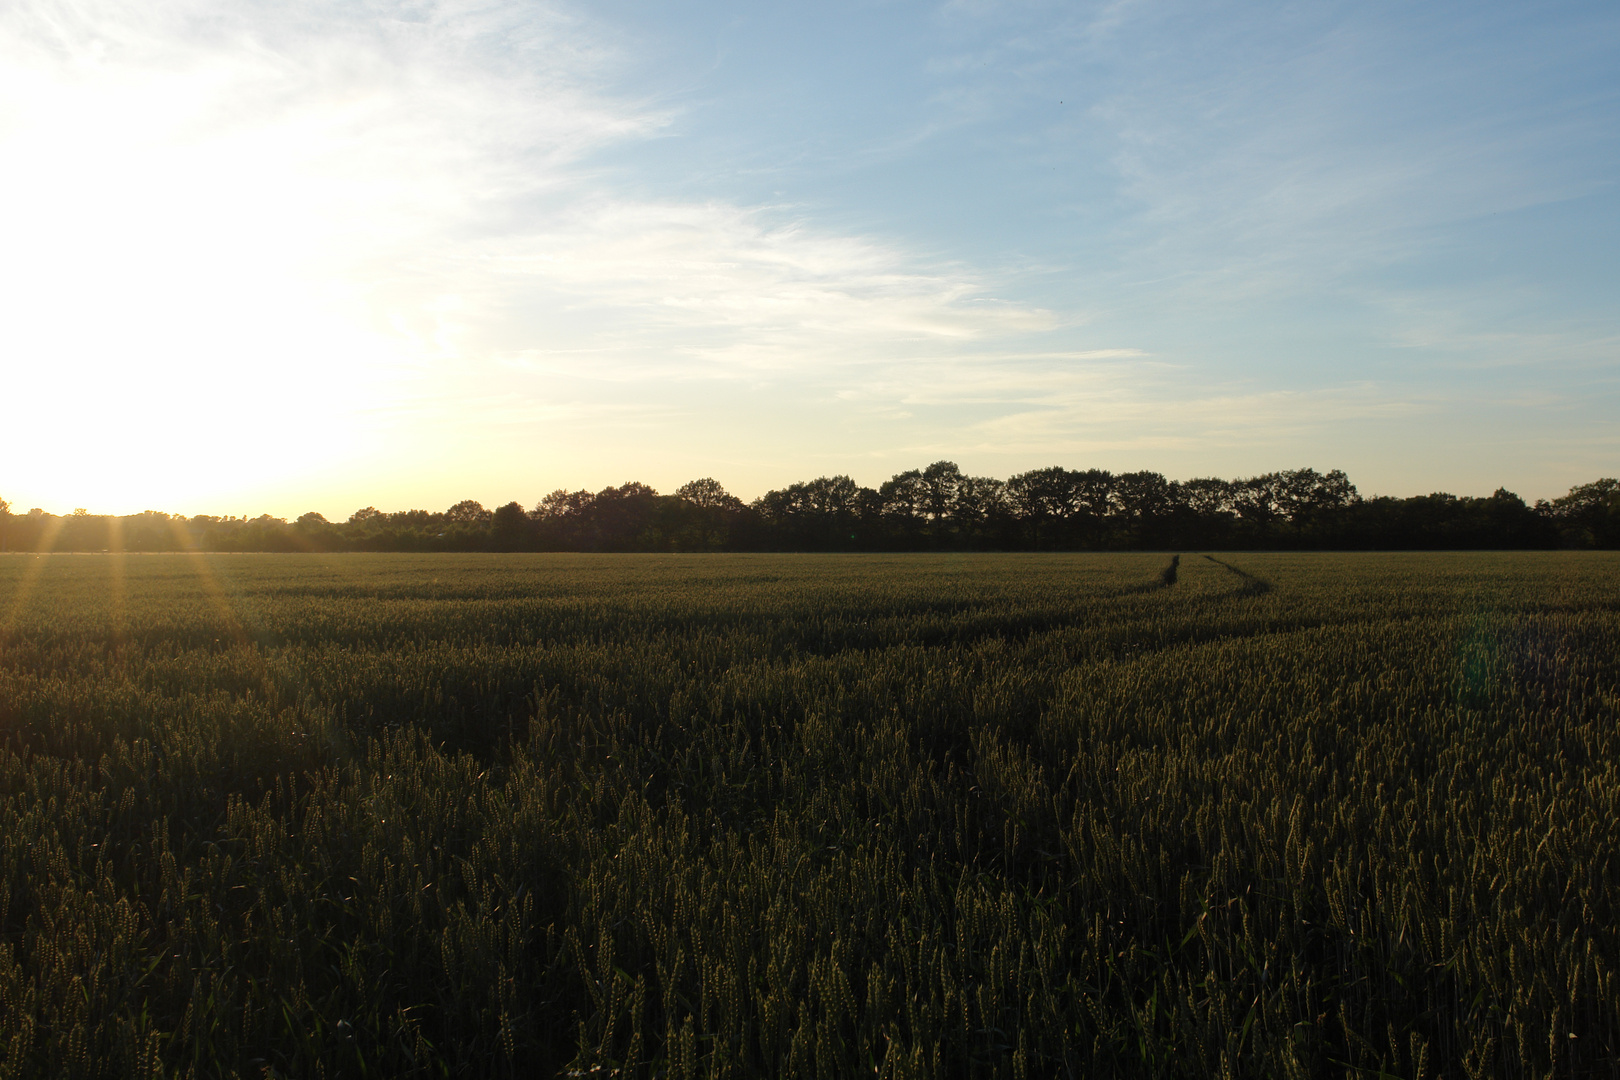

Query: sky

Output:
[2, 0, 1617, 518]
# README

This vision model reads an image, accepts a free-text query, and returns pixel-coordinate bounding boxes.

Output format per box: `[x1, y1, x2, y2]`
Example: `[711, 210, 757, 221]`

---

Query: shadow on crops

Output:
[1117, 554, 1181, 595]
[1203, 554, 1272, 596]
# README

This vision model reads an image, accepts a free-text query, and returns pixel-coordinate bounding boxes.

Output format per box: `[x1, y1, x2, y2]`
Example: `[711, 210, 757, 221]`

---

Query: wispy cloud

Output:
[926, 0, 1619, 320]
[0, 0, 1109, 509]
[1083, 4, 1620, 307]
[968, 384, 1433, 454]
[814, 349, 1434, 459]
[4, 0, 1613, 512]
[434, 199, 1063, 381]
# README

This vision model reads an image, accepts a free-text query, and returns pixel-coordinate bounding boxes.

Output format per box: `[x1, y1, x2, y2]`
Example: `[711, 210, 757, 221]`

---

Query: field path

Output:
[1203, 552, 1273, 595]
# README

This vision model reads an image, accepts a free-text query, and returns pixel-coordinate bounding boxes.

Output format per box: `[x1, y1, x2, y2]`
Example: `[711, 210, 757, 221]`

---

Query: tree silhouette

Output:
[445, 500, 493, 525]
[1549, 478, 1620, 547]
[676, 478, 743, 512]
[491, 502, 530, 550]
[675, 479, 746, 550]
[918, 461, 965, 523]
[588, 483, 660, 551]
[14, 463, 1609, 553]
[948, 475, 1010, 542]
[1007, 467, 1081, 547]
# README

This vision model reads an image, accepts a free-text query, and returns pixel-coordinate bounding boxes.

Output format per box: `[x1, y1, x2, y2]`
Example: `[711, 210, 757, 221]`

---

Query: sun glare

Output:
[0, 22, 420, 514]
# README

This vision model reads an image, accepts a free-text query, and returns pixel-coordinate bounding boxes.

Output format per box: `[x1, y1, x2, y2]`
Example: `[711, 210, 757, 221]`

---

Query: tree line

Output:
[2, 465, 1617, 553]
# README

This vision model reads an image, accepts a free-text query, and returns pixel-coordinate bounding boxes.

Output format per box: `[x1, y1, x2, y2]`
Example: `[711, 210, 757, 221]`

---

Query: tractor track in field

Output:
[1203, 554, 1273, 596]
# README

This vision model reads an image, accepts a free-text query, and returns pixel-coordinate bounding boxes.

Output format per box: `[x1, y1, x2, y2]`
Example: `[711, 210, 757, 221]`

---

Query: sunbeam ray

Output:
[0, 515, 67, 648]
[164, 518, 255, 652]
[106, 514, 129, 660]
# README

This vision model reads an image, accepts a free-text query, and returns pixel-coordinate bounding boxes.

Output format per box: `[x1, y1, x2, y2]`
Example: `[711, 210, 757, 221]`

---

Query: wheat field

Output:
[0, 551, 1615, 1078]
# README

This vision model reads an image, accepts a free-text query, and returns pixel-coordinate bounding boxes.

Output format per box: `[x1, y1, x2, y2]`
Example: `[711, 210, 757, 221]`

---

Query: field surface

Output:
[0, 551, 1617, 1078]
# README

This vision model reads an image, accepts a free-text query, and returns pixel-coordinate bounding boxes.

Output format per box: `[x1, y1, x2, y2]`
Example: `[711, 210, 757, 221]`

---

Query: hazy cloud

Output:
[2, 0, 1614, 512]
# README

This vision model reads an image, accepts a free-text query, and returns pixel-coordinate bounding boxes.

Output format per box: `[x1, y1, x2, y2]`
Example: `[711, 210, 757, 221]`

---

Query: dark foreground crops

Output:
[0, 551, 1616, 1079]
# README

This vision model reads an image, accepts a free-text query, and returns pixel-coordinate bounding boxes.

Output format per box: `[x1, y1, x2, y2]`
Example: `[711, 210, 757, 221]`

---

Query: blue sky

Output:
[2, 0, 1616, 515]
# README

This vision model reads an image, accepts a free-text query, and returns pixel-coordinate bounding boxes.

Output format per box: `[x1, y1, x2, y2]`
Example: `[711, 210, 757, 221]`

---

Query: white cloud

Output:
[12, 0, 1598, 511]
[0, 0, 1104, 511]
[438, 198, 1064, 381]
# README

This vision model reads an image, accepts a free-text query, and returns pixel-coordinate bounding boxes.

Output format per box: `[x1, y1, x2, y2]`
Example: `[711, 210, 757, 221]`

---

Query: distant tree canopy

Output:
[3, 466, 1614, 553]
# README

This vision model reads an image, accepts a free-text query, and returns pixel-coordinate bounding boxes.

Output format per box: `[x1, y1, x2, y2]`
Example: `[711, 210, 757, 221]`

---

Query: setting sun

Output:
[1, 20, 430, 511]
